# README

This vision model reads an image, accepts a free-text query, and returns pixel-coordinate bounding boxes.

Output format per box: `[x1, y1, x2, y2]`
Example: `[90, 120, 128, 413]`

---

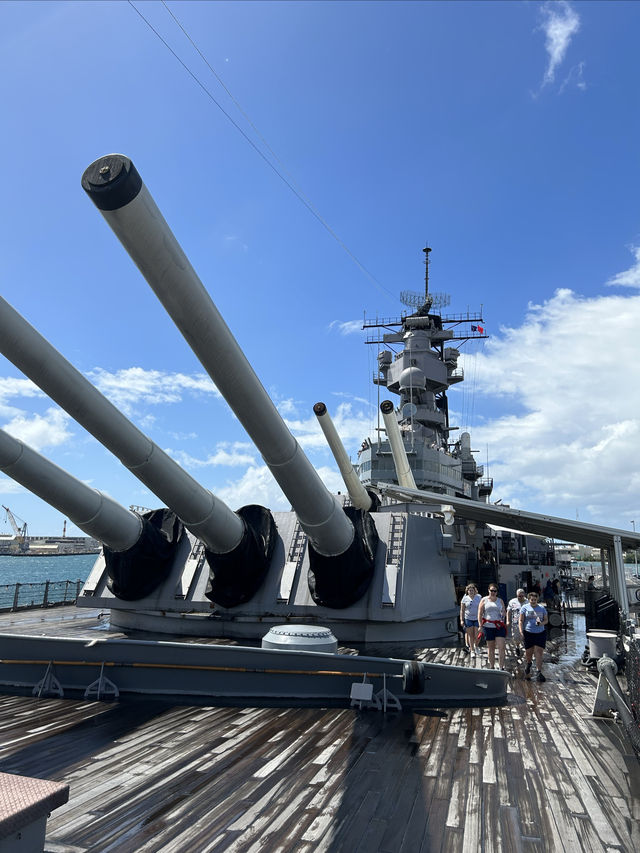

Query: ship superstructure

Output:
[358, 247, 493, 503]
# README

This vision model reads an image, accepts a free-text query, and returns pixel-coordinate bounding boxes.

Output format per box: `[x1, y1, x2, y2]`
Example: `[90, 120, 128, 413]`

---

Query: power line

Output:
[127, 0, 395, 301]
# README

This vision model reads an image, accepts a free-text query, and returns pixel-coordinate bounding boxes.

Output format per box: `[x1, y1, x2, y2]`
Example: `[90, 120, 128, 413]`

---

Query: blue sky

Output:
[1, 0, 639, 536]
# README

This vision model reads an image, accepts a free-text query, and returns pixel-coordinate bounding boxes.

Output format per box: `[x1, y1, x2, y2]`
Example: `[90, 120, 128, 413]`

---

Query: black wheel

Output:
[402, 661, 425, 694]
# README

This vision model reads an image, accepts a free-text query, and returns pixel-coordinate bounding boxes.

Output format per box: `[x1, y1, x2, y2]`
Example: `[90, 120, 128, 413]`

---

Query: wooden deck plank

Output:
[354, 816, 388, 852]
[482, 778, 503, 853]
[460, 762, 482, 851]
[421, 794, 450, 853]
[571, 814, 607, 853]
[500, 805, 525, 853]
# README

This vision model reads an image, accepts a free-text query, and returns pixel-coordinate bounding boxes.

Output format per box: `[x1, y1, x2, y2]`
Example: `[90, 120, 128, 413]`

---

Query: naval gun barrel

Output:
[380, 400, 417, 490]
[0, 424, 188, 600]
[82, 154, 354, 559]
[313, 402, 373, 511]
[0, 427, 142, 551]
[0, 295, 244, 555]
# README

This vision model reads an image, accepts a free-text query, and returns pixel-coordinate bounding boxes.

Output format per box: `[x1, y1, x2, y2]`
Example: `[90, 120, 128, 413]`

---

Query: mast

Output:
[423, 245, 432, 308]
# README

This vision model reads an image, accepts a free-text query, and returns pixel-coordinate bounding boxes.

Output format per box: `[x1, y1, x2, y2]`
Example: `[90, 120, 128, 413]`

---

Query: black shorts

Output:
[523, 629, 546, 650]
[483, 625, 507, 641]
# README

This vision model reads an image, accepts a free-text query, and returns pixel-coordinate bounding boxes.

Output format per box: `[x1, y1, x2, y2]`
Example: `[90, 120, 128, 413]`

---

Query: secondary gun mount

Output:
[81, 154, 378, 609]
[313, 402, 378, 512]
[380, 400, 417, 490]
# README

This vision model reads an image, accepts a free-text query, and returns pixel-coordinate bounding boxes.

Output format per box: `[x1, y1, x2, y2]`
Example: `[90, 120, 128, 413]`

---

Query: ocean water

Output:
[0, 553, 97, 586]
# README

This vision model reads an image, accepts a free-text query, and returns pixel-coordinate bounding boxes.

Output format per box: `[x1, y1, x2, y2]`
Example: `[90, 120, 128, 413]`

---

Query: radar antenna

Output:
[399, 246, 450, 313]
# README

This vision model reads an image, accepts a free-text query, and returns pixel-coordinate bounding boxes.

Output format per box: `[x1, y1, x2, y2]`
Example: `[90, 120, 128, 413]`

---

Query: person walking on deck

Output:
[543, 579, 554, 607]
[478, 585, 507, 670]
[518, 591, 549, 682]
[506, 588, 526, 658]
[459, 583, 482, 659]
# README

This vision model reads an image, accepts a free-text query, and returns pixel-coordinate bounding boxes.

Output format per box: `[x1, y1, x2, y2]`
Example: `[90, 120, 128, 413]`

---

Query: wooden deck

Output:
[0, 606, 638, 852]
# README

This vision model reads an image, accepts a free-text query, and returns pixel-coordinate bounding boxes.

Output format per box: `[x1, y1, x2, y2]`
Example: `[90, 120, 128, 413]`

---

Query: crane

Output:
[2, 505, 28, 541]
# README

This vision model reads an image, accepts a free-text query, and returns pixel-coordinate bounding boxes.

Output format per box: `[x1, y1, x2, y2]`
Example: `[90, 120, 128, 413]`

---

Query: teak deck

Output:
[0, 606, 638, 852]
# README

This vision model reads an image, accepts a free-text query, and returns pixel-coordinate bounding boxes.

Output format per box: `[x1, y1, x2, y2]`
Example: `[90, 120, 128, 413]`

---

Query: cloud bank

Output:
[88, 367, 220, 415]
[465, 286, 640, 527]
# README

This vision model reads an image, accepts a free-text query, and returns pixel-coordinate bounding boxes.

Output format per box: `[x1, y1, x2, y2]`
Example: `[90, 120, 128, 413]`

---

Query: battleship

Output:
[0, 153, 517, 710]
[0, 154, 638, 852]
[0, 154, 638, 651]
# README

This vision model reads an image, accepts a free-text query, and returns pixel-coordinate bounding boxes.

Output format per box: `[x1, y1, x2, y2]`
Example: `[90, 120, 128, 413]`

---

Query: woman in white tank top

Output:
[478, 584, 507, 670]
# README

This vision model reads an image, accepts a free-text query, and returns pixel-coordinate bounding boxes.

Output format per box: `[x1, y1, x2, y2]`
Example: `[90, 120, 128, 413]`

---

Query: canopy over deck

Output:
[377, 483, 640, 614]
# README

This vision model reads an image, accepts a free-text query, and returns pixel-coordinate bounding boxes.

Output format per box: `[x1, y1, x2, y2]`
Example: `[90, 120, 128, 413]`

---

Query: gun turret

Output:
[81, 154, 378, 608]
[0, 296, 276, 607]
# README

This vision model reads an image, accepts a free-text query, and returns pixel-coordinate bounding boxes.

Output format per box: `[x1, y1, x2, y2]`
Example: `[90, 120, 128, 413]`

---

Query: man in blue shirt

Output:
[518, 591, 549, 682]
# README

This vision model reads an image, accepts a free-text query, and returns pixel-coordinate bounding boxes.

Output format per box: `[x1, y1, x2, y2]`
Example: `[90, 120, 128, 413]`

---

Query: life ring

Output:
[402, 660, 425, 694]
[635, 587, 640, 603]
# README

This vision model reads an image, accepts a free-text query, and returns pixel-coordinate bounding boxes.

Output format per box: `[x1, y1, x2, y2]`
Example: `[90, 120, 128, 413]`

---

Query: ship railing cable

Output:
[127, 0, 395, 303]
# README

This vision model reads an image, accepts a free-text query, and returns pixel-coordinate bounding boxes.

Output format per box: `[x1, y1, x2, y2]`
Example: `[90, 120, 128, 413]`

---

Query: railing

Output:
[0, 580, 84, 612]
[628, 637, 640, 741]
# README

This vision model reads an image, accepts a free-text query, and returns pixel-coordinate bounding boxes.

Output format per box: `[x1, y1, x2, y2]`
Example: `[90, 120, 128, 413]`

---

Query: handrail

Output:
[0, 580, 82, 612]
[596, 655, 640, 756]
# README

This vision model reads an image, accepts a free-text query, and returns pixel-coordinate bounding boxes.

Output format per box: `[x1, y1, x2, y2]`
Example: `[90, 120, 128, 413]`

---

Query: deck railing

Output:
[0, 580, 84, 612]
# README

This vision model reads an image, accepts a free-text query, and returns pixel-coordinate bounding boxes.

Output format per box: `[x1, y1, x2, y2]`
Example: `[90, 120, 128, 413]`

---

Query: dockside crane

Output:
[2, 505, 28, 541]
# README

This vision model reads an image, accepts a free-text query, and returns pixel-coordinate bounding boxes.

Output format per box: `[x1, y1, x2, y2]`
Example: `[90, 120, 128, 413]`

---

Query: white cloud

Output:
[559, 60, 586, 94]
[0, 376, 43, 400]
[87, 367, 220, 414]
[276, 398, 298, 416]
[213, 462, 347, 513]
[0, 368, 221, 425]
[328, 319, 362, 336]
[606, 246, 640, 289]
[2, 407, 72, 451]
[215, 464, 289, 511]
[0, 377, 45, 420]
[169, 430, 199, 441]
[169, 442, 257, 470]
[137, 414, 157, 431]
[538, 1, 581, 89]
[466, 288, 640, 526]
[0, 401, 26, 421]
[0, 477, 24, 496]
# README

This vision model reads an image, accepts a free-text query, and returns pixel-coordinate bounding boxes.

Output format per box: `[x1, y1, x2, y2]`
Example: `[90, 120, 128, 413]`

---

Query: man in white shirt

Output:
[506, 588, 527, 658]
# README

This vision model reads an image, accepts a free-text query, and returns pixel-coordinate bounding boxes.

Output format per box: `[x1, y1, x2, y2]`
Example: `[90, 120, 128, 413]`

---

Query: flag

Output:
[471, 325, 477, 331]
[478, 324, 484, 334]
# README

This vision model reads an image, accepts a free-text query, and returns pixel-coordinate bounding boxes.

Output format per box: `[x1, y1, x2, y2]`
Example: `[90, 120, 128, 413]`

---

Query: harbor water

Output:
[0, 553, 96, 585]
